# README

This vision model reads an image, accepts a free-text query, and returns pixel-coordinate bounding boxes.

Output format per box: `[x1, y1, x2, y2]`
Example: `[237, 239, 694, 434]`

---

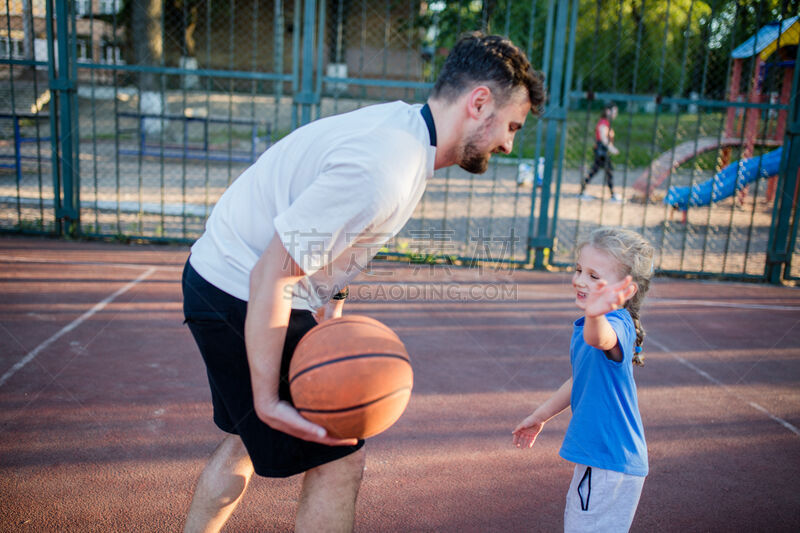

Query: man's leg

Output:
[295, 447, 366, 532]
[184, 433, 254, 533]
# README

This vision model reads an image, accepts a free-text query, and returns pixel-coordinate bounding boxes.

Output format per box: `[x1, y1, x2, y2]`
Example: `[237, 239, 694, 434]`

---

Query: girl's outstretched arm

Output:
[512, 377, 572, 449]
[584, 276, 636, 361]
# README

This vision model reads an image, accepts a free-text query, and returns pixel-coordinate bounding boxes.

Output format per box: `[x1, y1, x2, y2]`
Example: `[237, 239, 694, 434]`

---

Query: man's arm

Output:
[245, 233, 357, 446]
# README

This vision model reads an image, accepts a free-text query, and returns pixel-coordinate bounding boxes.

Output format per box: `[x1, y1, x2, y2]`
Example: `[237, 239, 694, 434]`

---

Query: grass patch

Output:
[507, 110, 759, 168]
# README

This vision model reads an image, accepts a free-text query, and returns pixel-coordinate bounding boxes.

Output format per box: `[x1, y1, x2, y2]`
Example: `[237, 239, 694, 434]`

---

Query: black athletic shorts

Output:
[182, 258, 364, 478]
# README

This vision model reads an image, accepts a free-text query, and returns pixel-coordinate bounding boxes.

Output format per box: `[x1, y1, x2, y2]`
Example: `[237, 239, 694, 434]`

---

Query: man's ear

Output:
[466, 85, 492, 119]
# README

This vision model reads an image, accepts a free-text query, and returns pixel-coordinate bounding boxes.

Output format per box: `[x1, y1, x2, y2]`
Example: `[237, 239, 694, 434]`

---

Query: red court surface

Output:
[1, 235, 799, 532]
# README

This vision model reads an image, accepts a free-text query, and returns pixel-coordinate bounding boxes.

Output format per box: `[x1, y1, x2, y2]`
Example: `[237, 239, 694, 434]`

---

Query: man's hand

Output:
[254, 395, 358, 446]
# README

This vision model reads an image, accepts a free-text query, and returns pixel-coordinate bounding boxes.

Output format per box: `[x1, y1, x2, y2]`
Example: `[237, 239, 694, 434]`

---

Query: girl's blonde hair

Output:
[577, 227, 655, 366]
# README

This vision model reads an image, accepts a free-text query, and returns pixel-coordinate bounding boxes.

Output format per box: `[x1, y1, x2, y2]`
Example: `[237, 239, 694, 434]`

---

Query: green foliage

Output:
[580, 0, 797, 98]
[417, 1, 797, 101]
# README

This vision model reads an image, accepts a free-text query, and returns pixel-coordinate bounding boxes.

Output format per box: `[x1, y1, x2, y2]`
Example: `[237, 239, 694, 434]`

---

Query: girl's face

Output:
[572, 244, 625, 310]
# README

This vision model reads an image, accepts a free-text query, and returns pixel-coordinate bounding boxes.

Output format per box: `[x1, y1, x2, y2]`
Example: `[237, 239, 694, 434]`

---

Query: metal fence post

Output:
[549, 0, 580, 259]
[296, 0, 318, 126]
[46, 0, 80, 236]
[532, 0, 569, 269]
[766, 42, 800, 283]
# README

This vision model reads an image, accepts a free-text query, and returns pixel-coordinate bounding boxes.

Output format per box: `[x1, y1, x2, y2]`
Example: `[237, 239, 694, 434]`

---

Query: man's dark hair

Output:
[431, 32, 545, 114]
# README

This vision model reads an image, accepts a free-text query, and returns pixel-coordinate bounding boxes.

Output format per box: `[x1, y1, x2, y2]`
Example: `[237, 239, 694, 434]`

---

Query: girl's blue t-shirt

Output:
[559, 309, 648, 476]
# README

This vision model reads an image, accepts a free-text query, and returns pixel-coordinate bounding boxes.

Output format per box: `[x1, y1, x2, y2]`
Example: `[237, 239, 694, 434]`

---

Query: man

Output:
[182, 32, 544, 532]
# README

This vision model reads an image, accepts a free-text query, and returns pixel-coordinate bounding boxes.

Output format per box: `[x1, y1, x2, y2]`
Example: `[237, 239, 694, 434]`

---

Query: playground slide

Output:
[632, 137, 783, 197]
[663, 148, 783, 210]
[633, 137, 729, 196]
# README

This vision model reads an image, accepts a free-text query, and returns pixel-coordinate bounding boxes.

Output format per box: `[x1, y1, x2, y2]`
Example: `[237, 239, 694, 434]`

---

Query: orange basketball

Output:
[289, 315, 413, 439]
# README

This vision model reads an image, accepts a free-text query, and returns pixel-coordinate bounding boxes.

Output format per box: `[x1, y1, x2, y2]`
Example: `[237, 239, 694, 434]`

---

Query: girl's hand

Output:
[585, 275, 635, 318]
[512, 415, 545, 449]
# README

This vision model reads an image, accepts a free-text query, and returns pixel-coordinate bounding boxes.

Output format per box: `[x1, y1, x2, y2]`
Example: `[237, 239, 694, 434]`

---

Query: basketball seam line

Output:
[295, 386, 412, 414]
[289, 353, 410, 384]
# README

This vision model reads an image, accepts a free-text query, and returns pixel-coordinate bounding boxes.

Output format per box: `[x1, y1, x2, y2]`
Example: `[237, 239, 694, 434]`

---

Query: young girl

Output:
[513, 227, 654, 532]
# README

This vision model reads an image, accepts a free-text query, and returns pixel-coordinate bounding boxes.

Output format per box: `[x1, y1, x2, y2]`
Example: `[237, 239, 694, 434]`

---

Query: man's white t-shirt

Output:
[189, 101, 435, 311]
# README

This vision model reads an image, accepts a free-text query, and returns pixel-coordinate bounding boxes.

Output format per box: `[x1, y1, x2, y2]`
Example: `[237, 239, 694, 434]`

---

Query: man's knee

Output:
[307, 448, 366, 488]
[197, 435, 254, 503]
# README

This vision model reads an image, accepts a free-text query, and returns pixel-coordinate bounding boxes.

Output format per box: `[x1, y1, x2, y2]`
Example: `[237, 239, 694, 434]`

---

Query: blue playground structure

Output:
[663, 148, 783, 210]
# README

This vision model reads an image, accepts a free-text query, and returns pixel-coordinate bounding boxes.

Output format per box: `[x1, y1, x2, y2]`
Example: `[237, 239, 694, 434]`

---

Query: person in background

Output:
[579, 103, 620, 201]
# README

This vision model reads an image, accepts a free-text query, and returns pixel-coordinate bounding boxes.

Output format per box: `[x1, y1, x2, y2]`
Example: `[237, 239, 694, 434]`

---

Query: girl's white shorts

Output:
[564, 463, 645, 533]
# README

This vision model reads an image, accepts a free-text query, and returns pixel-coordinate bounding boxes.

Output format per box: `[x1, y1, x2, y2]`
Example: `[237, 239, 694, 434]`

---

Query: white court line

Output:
[648, 336, 800, 437]
[0, 267, 157, 388]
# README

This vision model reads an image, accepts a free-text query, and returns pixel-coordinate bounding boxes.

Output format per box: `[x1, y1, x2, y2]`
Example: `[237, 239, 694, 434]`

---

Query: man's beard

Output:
[458, 115, 494, 174]
[459, 136, 491, 174]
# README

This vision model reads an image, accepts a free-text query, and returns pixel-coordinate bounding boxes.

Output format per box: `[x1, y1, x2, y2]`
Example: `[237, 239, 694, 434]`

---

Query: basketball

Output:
[289, 315, 413, 439]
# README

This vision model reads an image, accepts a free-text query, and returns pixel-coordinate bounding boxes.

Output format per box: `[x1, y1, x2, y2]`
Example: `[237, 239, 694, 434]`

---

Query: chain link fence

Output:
[1, 1, 798, 280]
